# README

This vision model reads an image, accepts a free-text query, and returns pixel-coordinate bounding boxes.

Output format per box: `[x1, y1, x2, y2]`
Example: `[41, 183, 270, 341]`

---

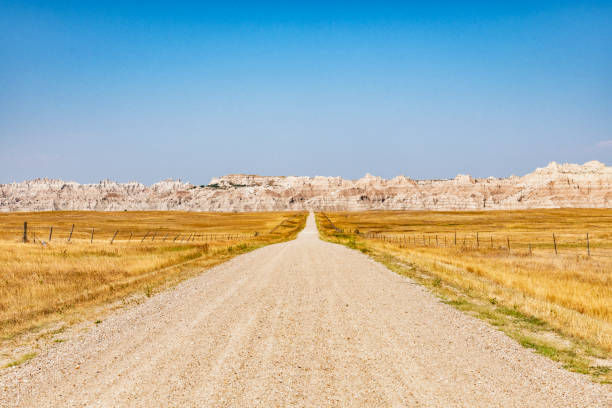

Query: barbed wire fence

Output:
[3, 222, 267, 245]
[2, 213, 304, 246]
[320, 213, 608, 258]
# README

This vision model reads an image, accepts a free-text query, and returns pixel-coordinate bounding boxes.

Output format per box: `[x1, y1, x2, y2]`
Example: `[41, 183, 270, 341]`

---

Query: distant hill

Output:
[2, 161, 611, 212]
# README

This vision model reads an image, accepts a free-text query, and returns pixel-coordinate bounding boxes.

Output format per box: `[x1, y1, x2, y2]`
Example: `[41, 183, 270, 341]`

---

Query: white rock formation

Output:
[1, 162, 611, 212]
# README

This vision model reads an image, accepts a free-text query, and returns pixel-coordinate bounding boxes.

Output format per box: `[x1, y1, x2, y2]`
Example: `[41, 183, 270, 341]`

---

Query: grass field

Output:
[317, 209, 612, 382]
[0, 211, 307, 342]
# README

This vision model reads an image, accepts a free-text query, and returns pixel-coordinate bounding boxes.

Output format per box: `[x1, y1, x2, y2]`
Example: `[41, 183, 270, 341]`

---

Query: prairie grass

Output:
[0, 211, 306, 340]
[317, 209, 612, 382]
[0, 210, 300, 243]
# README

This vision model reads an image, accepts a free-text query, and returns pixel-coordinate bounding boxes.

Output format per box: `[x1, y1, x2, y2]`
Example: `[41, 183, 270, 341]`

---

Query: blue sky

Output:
[1, 1, 611, 184]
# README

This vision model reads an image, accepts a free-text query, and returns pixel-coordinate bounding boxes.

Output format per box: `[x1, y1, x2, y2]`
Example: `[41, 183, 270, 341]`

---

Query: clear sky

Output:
[1, 1, 611, 184]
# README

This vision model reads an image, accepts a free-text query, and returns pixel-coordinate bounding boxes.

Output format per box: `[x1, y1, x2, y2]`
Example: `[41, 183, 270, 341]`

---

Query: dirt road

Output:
[1, 214, 610, 407]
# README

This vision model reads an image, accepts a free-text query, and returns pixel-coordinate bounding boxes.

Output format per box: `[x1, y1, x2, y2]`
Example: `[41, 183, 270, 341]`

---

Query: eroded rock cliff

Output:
[1, 161, 611, 212]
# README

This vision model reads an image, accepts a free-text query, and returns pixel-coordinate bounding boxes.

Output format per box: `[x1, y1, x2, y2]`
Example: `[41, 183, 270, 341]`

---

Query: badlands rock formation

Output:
[1, 161, 611, 212]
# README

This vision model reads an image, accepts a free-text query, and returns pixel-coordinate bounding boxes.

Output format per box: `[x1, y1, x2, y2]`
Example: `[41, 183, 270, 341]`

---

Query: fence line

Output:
[328, 226, 601, 257]
[3, 222, 272, 245]
[4, 213, 309, 245]
[321, 213, 341, 233]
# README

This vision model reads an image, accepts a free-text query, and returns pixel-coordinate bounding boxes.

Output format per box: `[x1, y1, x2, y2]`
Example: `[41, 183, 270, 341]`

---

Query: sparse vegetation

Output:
[316, 210, 612, 382]
[0, 211, 307, 341]
[4, 352, 37, 368]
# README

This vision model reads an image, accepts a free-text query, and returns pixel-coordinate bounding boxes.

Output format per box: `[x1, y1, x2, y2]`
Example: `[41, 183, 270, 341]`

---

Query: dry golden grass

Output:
[0, 210, 301, 243]
[326, 209, 612, 254]
[318, 210, 612, 358]
[0, 211, 307, 340]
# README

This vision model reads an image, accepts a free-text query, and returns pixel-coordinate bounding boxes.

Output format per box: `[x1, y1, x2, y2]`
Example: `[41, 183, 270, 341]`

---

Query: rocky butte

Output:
[1, 161, 611, 212]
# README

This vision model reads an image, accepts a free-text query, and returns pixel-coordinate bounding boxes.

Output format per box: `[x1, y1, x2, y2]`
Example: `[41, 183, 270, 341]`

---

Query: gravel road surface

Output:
[1, 214, 610, 407]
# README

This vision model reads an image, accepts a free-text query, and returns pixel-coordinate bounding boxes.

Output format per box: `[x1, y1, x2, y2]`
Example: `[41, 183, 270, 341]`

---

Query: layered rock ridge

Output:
[1, 161, 611, 212]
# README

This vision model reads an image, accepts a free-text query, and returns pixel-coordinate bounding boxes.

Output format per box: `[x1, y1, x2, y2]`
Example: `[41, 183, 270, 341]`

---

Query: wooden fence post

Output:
[141, 231, 149, 243]
[48, 226, 53, 242]
[507, 236, 510, 254]
[529, 243, 532, 255]
[90, 228, 94, 243]
[454, 231, 457, 246]
[553, 233, 557, 255]
[68, 224, 74, 242]
[23, 222, 27, 243]
[435, 235, 438, 246]
[110, 230, 118, 244]
[476, 232, 479, 249]
[129, 232, 133, 242]
[490, 236, 493, 249]
[586, 233, 590, 256]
